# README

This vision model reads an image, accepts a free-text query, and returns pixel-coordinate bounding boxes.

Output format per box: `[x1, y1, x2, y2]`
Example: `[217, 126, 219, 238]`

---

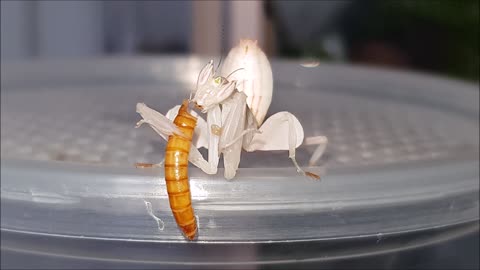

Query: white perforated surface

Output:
[1, 60, 478, 172]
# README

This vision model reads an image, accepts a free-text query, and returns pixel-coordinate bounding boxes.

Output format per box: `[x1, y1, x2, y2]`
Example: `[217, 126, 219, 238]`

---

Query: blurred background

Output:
[1, 0, 478, 81]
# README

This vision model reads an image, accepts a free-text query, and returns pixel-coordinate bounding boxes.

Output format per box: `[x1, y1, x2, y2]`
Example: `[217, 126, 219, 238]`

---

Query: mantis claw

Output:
[305, 171, 321, 180]
[135, 120, 146, 128]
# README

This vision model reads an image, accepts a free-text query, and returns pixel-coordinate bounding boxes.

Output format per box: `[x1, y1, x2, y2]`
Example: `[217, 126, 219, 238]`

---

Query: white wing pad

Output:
[221, 39, 273, 125]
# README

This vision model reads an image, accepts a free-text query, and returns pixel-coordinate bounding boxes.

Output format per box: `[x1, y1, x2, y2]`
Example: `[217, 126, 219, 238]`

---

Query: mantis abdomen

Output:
[165, 100, 197, 240]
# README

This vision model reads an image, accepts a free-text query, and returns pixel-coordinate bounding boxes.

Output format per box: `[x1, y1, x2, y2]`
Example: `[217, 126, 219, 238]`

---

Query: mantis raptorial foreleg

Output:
[188, 146, 217, 174]
[165, 104, 219, 175]
[136, 103, 182, 140]
[219, 92, 249, 179]
[163, 102, 249, 179]
[174, 105, 222, 175]
[166, 105, 209, 149]
[206, 105, 221, 173]
[136, 103, 215, 172]
[134, 103, 181, 168]
[221, 102, 261, 149]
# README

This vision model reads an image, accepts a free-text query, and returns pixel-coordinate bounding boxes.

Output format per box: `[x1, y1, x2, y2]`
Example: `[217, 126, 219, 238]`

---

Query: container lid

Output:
[1, 57, 478, 260]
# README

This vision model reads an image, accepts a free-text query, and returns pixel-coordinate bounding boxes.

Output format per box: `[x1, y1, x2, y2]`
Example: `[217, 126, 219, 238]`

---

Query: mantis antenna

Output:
[225, 67, 245, 80]
[191, 24, 226, 101]
[190, 73, 200, 101]
[215, 55, 223, 75]
[215, 22, 226, 74]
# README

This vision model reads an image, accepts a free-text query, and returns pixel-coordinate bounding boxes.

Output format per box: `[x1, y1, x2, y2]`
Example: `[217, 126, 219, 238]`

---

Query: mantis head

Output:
[192, 60, 237, 113]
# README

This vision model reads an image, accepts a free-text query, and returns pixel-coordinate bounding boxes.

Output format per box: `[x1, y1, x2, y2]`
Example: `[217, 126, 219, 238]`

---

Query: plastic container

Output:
[1, 57, 478, 268]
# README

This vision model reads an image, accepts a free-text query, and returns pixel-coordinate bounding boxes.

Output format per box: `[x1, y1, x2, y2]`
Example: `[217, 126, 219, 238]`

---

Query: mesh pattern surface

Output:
[2, 81, 477, 170]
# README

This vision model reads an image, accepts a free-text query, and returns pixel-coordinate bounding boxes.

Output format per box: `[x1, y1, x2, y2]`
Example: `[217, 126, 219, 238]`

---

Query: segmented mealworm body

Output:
[165, 99, 197, 240]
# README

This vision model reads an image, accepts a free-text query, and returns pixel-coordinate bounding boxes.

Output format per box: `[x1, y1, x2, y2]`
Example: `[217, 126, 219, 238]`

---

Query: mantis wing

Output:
[221, 39, 273, 126]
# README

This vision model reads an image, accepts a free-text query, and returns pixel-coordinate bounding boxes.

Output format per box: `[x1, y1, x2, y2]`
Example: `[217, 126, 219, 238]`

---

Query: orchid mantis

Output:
[136, 39, 328, 180]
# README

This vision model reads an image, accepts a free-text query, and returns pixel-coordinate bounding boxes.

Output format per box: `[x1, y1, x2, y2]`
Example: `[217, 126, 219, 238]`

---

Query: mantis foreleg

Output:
[219, 92, 249, 179]
[206, 105, 221, 173]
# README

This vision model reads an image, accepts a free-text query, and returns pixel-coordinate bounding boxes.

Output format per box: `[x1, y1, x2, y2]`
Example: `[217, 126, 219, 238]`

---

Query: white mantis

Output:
[136, 39, 328, 180]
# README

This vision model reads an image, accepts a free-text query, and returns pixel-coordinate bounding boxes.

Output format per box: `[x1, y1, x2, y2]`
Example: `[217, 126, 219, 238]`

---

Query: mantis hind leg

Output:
[304, 135, 328, 166]
[244, 111, 321, 180]
[285, 115, 321, 180]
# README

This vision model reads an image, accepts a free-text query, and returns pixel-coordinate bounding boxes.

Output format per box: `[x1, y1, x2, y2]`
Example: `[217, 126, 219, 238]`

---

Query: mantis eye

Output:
[214, 77, 222, 85]
[214, 76, 230, 86]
